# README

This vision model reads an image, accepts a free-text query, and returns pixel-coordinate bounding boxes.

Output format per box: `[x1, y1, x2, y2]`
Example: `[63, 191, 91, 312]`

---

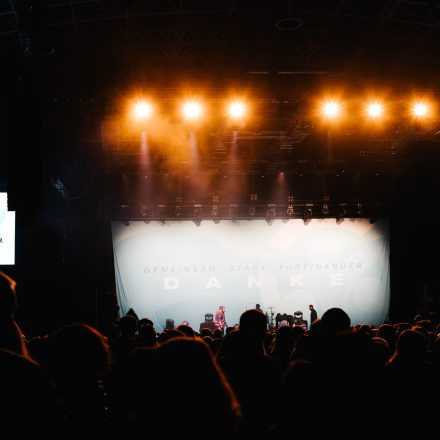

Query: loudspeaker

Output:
[199, 322, 216, 332]
[204, 313, 213, 322]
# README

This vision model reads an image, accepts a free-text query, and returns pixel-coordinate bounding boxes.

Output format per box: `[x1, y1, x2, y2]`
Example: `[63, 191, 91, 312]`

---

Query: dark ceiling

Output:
[2, 0, 440, 94]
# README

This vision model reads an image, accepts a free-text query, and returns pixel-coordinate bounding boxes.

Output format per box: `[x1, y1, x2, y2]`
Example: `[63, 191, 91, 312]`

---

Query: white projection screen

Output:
[112, 218, 390, 331]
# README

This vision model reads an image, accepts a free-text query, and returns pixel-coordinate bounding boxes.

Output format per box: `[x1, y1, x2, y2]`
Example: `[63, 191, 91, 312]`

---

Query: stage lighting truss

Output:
[114, 200, 382, 221]
[122, 93, 439, 147]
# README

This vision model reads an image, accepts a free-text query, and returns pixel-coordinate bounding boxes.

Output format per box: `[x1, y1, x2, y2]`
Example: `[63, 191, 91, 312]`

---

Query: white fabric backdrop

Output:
[112, 218, 390, 331]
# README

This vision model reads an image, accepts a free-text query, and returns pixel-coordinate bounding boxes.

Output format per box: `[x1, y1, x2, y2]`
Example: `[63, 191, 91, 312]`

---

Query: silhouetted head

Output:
[274, 325, 295, 349]
[377, 323, 396, 343]
[217, 329, 241, 358]
[177, 324, 195, 338]
[239, 309, 268, 340]
[136, 324, 157, 347]
[50, 323, 111, 378]
[370, 337, 390, 367]
[155, 337, 239, 416]
[138, 317, 154, 328]
[321, 308, 351, 334]
[309, 305, 314, 311]
[432, 334, 440, 362]
[126, 308, 139, 321]
[414, 314, 423, 323]
[118, 315, 138, 337]
[358, 324, 372, 335]
[200, 328, 213, 338]
[213, 328, 223, 339]
[308, 318, 323, 336]
[0, 272, 28, 356]
[0, 271, 17, 318]
[103, 323, 120, 343]
[394, 329, 425, 360]
[158, 328, 184, 343]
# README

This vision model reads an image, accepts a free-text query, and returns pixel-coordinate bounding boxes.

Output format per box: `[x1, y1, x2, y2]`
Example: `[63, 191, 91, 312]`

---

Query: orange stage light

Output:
[182, 100, 203, 121]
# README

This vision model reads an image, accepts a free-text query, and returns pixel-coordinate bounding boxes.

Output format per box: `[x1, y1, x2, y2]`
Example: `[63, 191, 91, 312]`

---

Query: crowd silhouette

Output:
[1, 270, 440, 439]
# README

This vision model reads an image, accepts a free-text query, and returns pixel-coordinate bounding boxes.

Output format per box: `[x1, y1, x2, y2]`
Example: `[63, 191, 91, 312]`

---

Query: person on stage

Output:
[309, 304, 318, 326]
[214, 305, 226, 335]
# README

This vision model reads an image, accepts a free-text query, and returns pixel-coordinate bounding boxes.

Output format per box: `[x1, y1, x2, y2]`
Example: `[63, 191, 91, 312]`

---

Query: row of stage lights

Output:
[131, 98, 436, 123]
[133, 99, 246, 121]
[127, 200, 370, 224]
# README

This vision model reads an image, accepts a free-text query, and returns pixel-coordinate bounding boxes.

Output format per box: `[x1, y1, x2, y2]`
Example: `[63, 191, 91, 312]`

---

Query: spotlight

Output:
[412, 102, 429, 118]
[286, 204, 294, 216]
[250, 193, 258, 201]
[303, 204, 313, 224]
[356, 203, 363, 216]
[133, 101, 153, 120]
[322, 101, 341, 119]
[175, 197, 182, 217]
[194, 204, 203, 223]
[287, 195, 294, 203]
[157, 204, 166, 222]
[140, 205, 148, 218]
[266, 204, 276, 222]
[366, 102, 384, 119]
[228, 100, 246, 120]
[336, 204, 347, 224]
[249, 206, 256, 217]
[322, 203, 329, 216]
[182, 100, 203, 121]
[212, 204, 219, 217]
